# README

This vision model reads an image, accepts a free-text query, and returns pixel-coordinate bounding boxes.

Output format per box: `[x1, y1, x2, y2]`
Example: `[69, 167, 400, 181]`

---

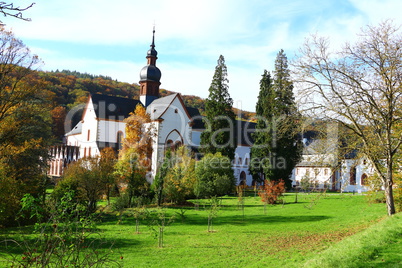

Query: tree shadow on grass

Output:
[0, 234, 142, 256]
[173, 212, 331, 227]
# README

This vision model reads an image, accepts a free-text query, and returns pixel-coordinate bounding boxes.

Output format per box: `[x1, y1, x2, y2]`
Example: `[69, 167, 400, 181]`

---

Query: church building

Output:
[53, 29, 255, 186]
[49, 30, 369, 193]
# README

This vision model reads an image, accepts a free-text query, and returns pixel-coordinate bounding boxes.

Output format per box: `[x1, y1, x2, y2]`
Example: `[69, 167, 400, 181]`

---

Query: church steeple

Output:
[139, 27, 161, 107]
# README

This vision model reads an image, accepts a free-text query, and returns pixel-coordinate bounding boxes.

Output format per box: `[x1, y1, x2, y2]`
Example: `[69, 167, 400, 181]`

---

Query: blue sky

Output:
[5, 0, 402, 112]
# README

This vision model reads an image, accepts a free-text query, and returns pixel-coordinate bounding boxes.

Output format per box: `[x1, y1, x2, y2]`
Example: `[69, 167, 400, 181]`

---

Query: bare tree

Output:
[293, 21, 402, 216]
[0, 2, 34, 24]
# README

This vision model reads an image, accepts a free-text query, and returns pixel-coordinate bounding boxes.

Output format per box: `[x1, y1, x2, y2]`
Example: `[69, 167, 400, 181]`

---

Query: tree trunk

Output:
[383, 156, 396, 216]
[157, 186, 163, 207]
[384, 176, 396, 216]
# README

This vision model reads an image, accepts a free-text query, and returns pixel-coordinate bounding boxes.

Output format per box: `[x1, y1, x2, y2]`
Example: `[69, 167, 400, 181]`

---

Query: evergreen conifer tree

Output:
[200, 55, 237, 160]
[250, 50, 302, 188]
[249, 70, 275, 181]
[272, 49, 302, 188]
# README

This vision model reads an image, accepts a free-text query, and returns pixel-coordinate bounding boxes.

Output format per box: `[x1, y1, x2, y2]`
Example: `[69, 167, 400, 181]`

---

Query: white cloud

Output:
[6, 0, 402, 113]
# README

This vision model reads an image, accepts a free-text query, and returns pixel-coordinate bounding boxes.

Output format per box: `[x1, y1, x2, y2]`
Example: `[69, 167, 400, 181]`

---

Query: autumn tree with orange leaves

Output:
[258, 179, 285, 214]
[115, 104, 155, 207]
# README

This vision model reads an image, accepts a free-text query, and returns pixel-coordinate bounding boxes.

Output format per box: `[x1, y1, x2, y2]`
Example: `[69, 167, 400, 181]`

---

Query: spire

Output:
[139, 26, 162, 107]
[151, 26, 155, 50]
[147, 26, 158, 59]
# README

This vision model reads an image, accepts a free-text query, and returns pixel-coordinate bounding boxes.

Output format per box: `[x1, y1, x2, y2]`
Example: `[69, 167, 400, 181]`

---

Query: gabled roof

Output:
[65, 121, 82, 136]
[90, 94, 142, 120]
[147, 93, 194, 122]
[146, 93, 178, 120]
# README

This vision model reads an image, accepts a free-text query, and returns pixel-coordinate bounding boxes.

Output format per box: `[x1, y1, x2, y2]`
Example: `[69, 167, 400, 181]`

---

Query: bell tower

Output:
[139, 28, 161, 107]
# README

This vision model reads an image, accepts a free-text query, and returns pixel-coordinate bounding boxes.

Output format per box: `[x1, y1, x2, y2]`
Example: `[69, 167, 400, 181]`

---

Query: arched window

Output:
[238, 157, 242, 165]
[361, 173, 368, 186]
[239, 171, 247, 186]
[350, 166, 357, 185]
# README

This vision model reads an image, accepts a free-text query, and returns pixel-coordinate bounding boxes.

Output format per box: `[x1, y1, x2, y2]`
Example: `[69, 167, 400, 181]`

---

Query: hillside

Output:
[44, 70, 255, 114]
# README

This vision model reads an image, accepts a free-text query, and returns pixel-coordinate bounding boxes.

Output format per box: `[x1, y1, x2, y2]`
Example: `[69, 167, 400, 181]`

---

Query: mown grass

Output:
[0, 192, 397, 267]
[302, 212, 402, 267]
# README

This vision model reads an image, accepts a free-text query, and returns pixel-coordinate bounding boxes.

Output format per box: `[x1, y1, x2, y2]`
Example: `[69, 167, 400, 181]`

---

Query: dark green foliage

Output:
[250, 50, 302, 188]
[250, 70, 275, 182]
[194, 153, 235, 198]
[200, 55, 237, 160]
[55, 69, 114, 80]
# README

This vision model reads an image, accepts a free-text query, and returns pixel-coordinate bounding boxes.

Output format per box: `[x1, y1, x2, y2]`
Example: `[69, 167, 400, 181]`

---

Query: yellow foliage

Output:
[119, 104, 155, 171]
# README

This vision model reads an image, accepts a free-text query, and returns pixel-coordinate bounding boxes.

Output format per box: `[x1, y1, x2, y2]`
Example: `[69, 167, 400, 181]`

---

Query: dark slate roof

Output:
[140, 65, 161, 82]
[90, 94, 142, 120]
[236, 120, 256, 146]
[186, 106, 205, 130]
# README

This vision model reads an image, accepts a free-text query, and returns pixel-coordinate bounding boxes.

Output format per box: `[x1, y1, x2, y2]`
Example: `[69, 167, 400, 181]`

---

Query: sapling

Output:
[148, 208, 175, 248]
[207, 196, 220, 232]
[132, 207, 147, 234]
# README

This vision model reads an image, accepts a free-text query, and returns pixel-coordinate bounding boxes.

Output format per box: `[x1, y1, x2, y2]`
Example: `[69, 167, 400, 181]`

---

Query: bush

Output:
[194, 153, 235, 198]
[258, 179, 286, 205]
[3, 192, 122, 267]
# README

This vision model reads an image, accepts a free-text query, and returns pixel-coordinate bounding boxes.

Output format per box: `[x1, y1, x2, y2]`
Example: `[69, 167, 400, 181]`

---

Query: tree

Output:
[258, 179, 286, 214]
[99, 147, 117, 205]
[293, 21, 402, 215]
[250, 70, 275, 182]
[154, 150, 172, 207]
[163, 146, 196, 204]
[54, 158, 104, 214]
[200, 55, 237, 160]
[115, 104, 155, 207]
[250, 50, 302, 188]
[194, 152, 235, 198]
[0, 27, 51, 226]
[50, 106, 67, 140]
[271, 50, 303, 188]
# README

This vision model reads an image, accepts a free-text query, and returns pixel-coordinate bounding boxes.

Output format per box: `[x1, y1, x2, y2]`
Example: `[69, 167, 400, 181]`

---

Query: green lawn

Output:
[1, 192, 399, 267]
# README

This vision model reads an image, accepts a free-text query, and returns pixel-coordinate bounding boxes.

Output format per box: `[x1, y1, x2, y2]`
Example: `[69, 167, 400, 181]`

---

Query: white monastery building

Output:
[49, 30, 371, 192]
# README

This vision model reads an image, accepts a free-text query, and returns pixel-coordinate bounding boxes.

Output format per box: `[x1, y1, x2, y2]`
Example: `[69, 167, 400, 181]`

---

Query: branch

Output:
[0, 2, 35, 24]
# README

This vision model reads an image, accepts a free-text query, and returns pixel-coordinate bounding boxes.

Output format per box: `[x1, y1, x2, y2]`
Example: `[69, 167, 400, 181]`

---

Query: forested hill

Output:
[44, 70, 254, 118]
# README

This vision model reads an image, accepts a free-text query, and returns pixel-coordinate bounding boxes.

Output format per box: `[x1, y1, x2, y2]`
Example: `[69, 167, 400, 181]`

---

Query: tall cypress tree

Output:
[200, 55, 237, 160]
[272, 49, 302, 188]
[250, 50, 302, 188]
[249, 70, 275, 182]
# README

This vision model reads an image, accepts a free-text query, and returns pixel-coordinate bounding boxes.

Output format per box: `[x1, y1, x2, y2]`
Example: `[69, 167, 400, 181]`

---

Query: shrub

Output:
[4, 192, 122, 267]
[194, 153, 235, 198]
[258, 179, 286, 205]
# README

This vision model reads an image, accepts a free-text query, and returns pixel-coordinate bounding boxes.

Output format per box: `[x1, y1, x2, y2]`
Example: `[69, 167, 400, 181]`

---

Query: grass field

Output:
[1, 192, 400, 267]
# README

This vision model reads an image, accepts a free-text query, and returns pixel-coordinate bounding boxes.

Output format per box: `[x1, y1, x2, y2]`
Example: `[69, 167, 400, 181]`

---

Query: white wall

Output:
[339, 159, 372, 193]
[233, 146, 253, 186]
[97, 120, 126, 143]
